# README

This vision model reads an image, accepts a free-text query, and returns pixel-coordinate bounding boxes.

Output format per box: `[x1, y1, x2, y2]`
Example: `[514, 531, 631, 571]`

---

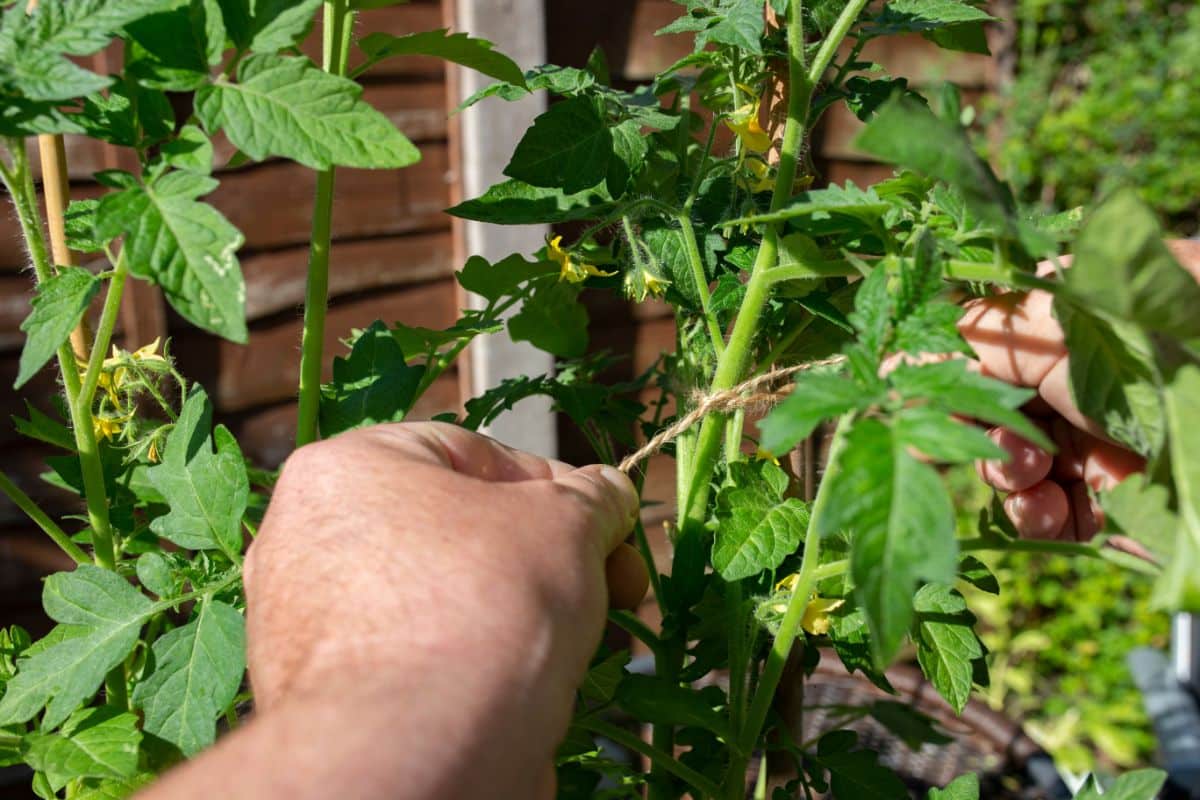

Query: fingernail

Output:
[599, 466, 639, 522]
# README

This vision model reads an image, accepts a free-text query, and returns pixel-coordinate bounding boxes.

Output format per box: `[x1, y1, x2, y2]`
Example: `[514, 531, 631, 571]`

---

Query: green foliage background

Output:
[994, 0, 1200, 235]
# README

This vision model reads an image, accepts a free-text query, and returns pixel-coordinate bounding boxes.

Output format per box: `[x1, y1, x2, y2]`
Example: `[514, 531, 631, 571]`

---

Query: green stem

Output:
[0, 472, 89, 564]
[3, 140, 115, 570]
[737, 413, 852, 756]
[79, 251, 129, 411]
[576, 717, 723, 800]
[805, 0, 871, 87]
[677, 213, 725, 356]
[607, 609, 661, 657]
[295, 0, 355, 448]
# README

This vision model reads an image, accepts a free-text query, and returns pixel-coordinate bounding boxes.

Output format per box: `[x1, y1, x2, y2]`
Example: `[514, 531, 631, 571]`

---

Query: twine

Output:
[617, 355, 847, 474]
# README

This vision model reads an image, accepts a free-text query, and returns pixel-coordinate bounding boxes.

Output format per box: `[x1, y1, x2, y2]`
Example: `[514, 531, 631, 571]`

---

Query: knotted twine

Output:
[616, 355, 847, 474]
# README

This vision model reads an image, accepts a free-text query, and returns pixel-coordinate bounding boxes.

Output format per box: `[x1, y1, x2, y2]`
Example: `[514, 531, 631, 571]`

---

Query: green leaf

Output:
[1158, 365, 1200, 611]
[696, 0, 765, 55]
[889, 360, 1050, 450]
[957, 555, 999, 594]
[508, 281, 589, 358]
[758, 371, 879, 455]
[725, 182, 889, 229]
[125, 0, 226, 91]
[11, 402, 73, 451]
[320, 321, 425, 437]
[447, 178, 615, 225]
[15, 267, 101, 389]
[1074, 769, 1166, 800]
[1054, 304, 1163, 457]
[865, 0, 994, 35]
[455, 253, 554, 303]
[893, 406, 1005, 463]
[161, 124, 214, 175]
[829, 607, 897, 692]
[818, 420, 958, 665]
[615, 675, 730, 739]
[713, 499, 809, 581]
[64, 200, 108, 254]
[606, 118, 648, 198]
[148, 386, 250, 556]
[135, 552, 178, 599]
[929, 773, 980, 800]
[816, 746, 908, 800]
[855, 96, 1016, 235]
[580, 650, 629, 704]
[1065, 189, 1200, 340]
[358, 29, 525, 86]
[0, 566, 152, 728]
[195, 53, 420, 170]
[217, 0, 322, 53]
[95, 170, 247, 342]
[22, 707, 141, 792]
[503, 97, 613, 194]
[868, 701, 951, 750]
[912, 583, 982, 713]
[133, 598, 245, 757]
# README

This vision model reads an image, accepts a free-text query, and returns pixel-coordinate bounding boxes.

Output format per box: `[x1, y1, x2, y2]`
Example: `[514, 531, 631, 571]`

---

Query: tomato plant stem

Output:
[78, 251, 129, 410]
[576, 717, 723, 800]
[677, 212, 725, 356]
[0, 472, 88, 565]
[295, 0, 355, 447]
[2, 140, 116, 571]
[736, 412, 851, 756]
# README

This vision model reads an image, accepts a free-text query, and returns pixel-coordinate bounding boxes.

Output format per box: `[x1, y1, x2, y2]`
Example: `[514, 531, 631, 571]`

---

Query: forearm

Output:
[139, 658, 565, 800]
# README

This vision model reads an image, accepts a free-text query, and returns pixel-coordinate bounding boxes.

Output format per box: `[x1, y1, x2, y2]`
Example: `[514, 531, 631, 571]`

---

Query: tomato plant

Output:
[1, 0, 1197, 798]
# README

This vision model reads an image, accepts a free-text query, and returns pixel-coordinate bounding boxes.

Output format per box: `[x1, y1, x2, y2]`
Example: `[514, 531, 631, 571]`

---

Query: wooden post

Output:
[448, 0, 556, 457]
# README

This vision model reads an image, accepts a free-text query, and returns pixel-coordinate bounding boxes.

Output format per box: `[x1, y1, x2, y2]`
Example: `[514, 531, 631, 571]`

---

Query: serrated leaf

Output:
[865, 0, 994, 36]
[725, 182, 890, 228]
[929, 773, 980, 800]
[135, 552, 178, 599]
[0, 566, 152, 728]
[508, 281, 589, 358]
[319, 320, 426, 437]
[829, 607, 897, 693]
[147, 387, 249, 557]
[712, 499, 809, 581]
[15, 267, 101, 389]
[503, 97, 613, 193]
[818, 420, 958, 665]
[217, 0, 322, 53]
[22, 707, 141, 792]
[455, 253, 554, 303]
[95, 170, 247, 342]
[447, 178, 616, 225]
[133, 598, 245, 756]
[580, 651, 629, 704]
[615, 675, 730, 739]
[1054, 304, 1163, 457]
[696, 0, 765, 55]
[957, 555, 999, 594]
[11, 402, 73, 450]
[912, 583, 982, 713]
[889, 359, 1050, 450]
[160, 124, 214, 174]
[606, 119, 648, 198]
[893, 406, 1004, 464]
[124, 0, 226, 91]
[855, 96, 1016, 236]
[195, 53, 420, 170]
[758, 371, 879, 455]
[358, 29, 525, 86]
[1065, 189, 1200, 340]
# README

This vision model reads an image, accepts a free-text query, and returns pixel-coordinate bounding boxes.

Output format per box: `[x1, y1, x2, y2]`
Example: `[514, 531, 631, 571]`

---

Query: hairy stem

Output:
[677, 213, 725, 356]
[79, 251, 129, 410]
[3, 141, 116, 570]
[295, 0, 355, 447]
[0, 472, 88, 565]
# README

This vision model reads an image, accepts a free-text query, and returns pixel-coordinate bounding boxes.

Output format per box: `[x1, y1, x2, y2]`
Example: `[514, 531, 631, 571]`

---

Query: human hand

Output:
[242, 422, 647, 797]
[958, 240, 1200, 543]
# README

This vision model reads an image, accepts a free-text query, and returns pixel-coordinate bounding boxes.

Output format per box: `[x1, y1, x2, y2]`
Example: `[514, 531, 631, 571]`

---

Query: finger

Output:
[1166, 239, 1200, 282]
[977, 427, 1053, 492]
[958, 289, 1067, 388]
[1049, 417, 1085, 481]
[371, 422, 574, 482]
[1036, 357, 1108, 440]
[606, 542, 650, 610]
[1003, 480, 1069, 540]
[1079, 433, 1145, 492]
[549, 464, 641, 557]
[1063, 481, 1103, 542]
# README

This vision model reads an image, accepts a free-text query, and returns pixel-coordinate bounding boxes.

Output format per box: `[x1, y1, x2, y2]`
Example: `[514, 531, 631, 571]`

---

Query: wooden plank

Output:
[623, 0, 693, 81]
[208, 142, 450, 253]
[226, 372, 462, 468]
[243, 230, 455, 321]
[172, 279, 458, 412]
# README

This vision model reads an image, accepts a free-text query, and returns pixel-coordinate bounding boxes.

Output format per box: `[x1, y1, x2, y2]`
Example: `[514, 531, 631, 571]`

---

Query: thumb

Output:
[548, 464, 640, 558]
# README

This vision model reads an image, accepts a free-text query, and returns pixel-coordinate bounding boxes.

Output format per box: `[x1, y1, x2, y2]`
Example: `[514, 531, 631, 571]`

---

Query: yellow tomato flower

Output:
[643, 269, 669, 297]
[754, 446, 779, 465]
[743, 158, 775, 193]
[726, 102, 771, 153]
[93, 412, 130, 441]
[801, 596, 845, 636]
[547, 235, 614, 283]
